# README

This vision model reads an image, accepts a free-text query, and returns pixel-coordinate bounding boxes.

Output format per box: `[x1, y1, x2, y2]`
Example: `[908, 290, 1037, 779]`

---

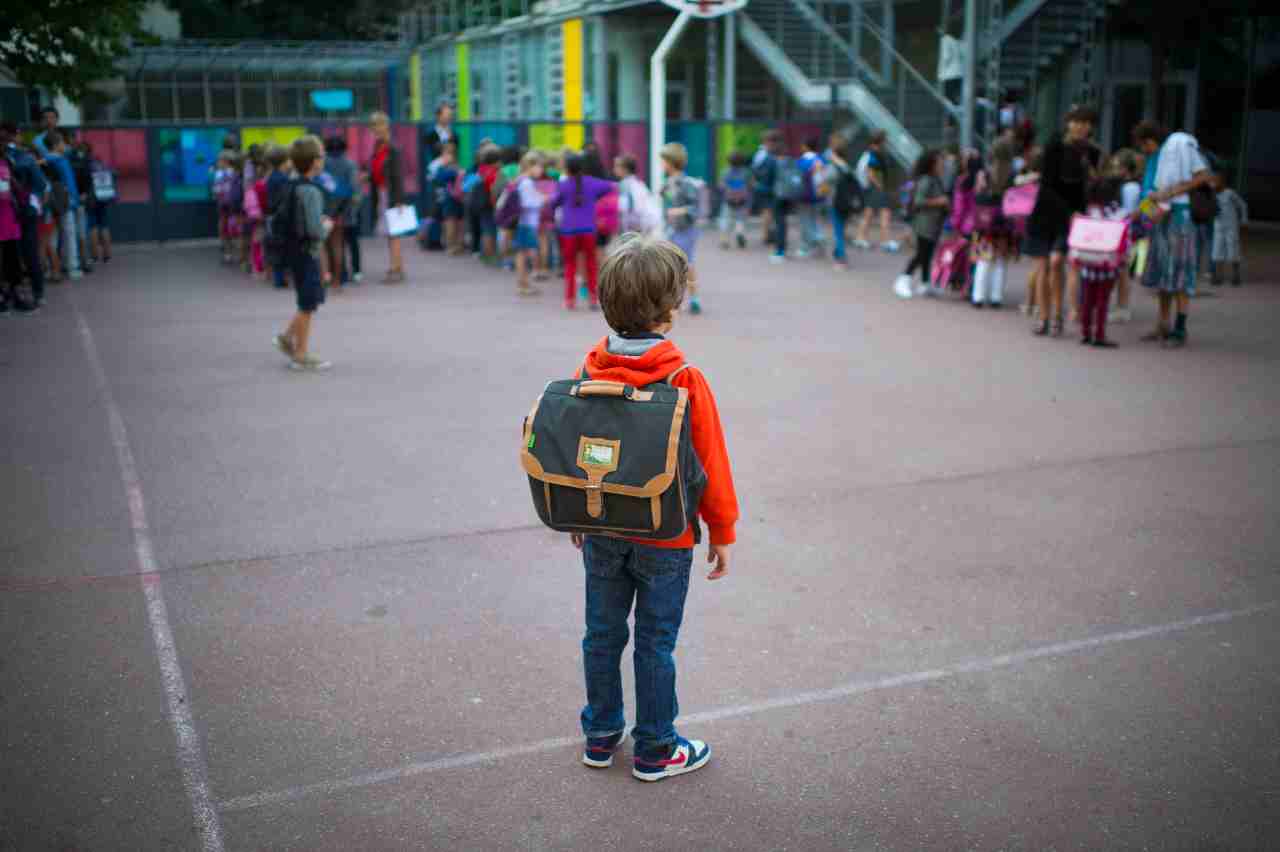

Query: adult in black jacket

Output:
[420, 103, 455, 249]
[1025, 105, 1100, 336]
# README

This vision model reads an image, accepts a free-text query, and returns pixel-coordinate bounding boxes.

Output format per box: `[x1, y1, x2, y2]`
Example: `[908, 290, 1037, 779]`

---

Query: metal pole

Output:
[724, 11, 736, 120]
[961, 0, 977, 148]
[650, 10, 693, 193]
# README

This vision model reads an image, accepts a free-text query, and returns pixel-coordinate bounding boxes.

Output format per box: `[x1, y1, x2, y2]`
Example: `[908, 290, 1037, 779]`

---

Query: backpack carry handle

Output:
[574, 381, 632, 398]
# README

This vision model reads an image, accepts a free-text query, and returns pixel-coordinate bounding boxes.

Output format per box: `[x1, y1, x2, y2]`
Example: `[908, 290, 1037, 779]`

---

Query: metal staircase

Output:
[982, 0, 1115, 100]
[740, 0, 958, 170]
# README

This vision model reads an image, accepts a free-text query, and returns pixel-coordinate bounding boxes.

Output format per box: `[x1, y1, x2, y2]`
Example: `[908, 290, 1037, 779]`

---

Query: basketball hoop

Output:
[659, 0, 748, 19]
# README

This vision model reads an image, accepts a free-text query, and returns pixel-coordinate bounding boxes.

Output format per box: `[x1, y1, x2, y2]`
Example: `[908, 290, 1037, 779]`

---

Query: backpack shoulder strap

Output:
[664, 364, 693, 385]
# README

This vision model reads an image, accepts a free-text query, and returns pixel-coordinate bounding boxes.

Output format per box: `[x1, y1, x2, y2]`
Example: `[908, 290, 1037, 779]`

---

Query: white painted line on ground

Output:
[218, 601, 1276, 814]
[73, 301, 226, 852]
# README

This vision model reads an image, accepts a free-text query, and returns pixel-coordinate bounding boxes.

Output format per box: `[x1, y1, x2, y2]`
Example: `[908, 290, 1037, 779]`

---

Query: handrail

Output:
[853, 8, 961, 117]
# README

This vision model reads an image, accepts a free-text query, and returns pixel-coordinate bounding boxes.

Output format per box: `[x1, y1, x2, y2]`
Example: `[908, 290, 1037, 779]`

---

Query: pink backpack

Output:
[594, 189, 620, 236]
[930, 236, 971, 291]
[1001, 182, 1038, 221]
[1068, 213, 1130, 271]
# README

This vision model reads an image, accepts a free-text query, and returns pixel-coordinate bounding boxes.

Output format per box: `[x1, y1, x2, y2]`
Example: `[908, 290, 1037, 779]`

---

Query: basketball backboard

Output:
[659, 0, 748, 18]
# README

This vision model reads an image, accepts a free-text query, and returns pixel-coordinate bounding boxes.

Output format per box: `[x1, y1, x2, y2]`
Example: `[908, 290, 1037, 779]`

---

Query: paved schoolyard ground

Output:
[2, 228, 1279, 852]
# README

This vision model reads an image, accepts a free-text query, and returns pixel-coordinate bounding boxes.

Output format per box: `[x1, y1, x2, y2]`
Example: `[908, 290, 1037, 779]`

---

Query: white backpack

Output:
[91, 162, 117, 202]
[621, 176, 662, 235]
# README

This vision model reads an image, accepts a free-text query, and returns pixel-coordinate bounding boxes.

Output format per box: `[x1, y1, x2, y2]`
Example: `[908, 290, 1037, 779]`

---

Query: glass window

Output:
[274, 86, 301, 119]
[177, 85, 205, 122]
[210, 85, 237, 120]
[242, 85, 269, 120]
[145, 86, 175, 121]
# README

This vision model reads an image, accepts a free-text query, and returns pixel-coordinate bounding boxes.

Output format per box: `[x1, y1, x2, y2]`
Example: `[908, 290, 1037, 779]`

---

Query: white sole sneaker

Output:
[632, 738, 711, 782]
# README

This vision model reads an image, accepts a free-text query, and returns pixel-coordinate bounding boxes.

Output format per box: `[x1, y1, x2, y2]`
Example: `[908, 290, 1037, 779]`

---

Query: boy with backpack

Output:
[718, 151, 752, 249]
[795, 137, 825, 258]
[83, 142, 117, 266]
[769, 136, 805, 263]
[659, 143, 704, 315]
[44, 132, 82, 280]
[271, 136, 333, 372]
[822, 144, 861, 268]
[526, 232, 738, 781]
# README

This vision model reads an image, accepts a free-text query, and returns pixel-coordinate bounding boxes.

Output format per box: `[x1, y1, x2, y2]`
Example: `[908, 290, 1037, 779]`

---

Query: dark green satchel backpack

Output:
[521, 366, 707, 541]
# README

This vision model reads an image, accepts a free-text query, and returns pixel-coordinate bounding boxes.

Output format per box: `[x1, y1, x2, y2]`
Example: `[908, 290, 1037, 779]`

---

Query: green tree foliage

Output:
[165, 0, 414, 42]
[2, 0, 151, 101]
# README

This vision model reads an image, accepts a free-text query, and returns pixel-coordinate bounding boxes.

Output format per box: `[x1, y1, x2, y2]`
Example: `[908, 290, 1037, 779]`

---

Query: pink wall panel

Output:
[82, 129, 150, 203]
[592, 123, 648, 183]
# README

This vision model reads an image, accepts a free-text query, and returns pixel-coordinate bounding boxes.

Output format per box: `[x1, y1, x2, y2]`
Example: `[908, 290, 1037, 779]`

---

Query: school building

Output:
[6, 0, 1278, 241]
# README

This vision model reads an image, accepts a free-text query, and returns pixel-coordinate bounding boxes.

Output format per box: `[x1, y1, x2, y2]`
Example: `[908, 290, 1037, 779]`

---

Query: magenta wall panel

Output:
[83, 129, 150, 203]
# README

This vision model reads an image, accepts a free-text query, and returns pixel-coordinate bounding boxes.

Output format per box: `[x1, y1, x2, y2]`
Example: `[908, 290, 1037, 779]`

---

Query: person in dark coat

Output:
[1025, 105, 1100, 336]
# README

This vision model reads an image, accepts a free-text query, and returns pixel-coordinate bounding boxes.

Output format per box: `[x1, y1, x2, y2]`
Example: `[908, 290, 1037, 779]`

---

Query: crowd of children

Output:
[0, 108, 117, 314]
[885, 109, 1246, 350]
[422, 138, 706, 313]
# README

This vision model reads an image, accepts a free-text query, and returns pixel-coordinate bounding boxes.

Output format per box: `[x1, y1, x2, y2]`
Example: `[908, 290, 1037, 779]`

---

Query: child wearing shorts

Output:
[512, 150, 545, 298]
[659, 143, 703, 315]
[272, 136, 333, 372]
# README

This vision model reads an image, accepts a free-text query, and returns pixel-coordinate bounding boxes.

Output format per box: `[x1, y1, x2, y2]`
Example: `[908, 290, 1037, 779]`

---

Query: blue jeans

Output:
[581, 536, 692, 757]
[798, 203, 821, 251]
[830, 207, 848, 260]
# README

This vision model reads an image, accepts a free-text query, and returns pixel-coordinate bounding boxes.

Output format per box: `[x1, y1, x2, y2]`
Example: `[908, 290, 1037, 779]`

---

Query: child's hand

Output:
[706, 544, 731, 580]
[571, 533, 585, 550]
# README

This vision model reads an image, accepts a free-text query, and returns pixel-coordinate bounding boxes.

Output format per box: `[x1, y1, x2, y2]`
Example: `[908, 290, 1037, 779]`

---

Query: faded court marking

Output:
[218, 601, 1275, 813]
[73, 301, 226, 851]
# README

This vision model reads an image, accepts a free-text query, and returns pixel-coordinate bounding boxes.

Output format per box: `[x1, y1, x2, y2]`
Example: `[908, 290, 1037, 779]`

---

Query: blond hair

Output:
[659, 142, 688, 171]
[520, 150, 542, 171]
[289, 134, 324, 174]
[369, 111, 389, 127]
[599, 233, 689, 335]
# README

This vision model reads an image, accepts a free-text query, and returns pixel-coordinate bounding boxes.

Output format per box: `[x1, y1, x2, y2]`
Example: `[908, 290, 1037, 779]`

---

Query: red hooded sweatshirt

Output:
[582, 336, 739, 549]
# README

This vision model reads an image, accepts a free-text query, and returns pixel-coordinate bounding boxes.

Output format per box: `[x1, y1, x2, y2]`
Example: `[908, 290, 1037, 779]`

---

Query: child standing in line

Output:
[549, 153, 614, 311]
[659, 143, 704, 315]
[243, 147, 267, 280]
[272, 136, 333, 372]
[1211, 173, 1248, 287]
[263, 145, 293, 289]
[212, 152, 237, 265]
[1109, 149, 1143, 322]
[38, 161, 65, 283]
[718, 151, 752, 249]
[45, 132, 82, 280]
[1073, 176, 1128, 349]
[573, 232, 738, 782]
[796, 136, 825, 257]
[894, 150, 949, 299]
[429, 142, 463, 255]
[511, 150, 546, 298]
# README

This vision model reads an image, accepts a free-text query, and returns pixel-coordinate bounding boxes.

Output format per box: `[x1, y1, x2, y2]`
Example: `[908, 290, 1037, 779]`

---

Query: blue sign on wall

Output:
[311, 90, 354, 112]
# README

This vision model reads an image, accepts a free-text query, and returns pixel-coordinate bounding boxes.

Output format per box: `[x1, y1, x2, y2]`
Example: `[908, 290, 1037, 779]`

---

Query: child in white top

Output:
[513, 150, 546, 298]
[1211, 173, 1248, 287]
[1109, 149, 1143, 324]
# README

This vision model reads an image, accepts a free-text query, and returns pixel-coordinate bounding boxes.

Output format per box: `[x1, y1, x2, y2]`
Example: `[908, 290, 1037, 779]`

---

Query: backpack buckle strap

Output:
[584, 481, 604, 519]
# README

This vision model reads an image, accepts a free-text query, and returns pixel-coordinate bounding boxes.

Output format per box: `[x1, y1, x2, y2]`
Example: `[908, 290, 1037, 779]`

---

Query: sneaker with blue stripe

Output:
[631, 736, 711, 782]
[582, 731, 625, 768]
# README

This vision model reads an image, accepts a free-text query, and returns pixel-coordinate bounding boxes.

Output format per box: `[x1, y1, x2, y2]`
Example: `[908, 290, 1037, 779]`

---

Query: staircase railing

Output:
[738, 13, 923, 168]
